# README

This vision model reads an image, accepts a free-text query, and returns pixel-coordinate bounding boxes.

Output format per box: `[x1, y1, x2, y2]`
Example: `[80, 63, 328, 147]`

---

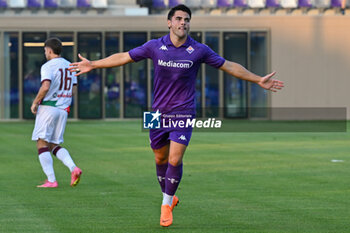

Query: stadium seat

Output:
[234, 0, 248, 7]
[44, 0, 58, 8]
[27, 0, 41, 7]
[314, 0, 330, 7]
[9, 0, 25, 7]
[92, 0, 107, 8]
[137, 0, 152, 8]
[0, 0, 7, 7]
[60, 0, 76, 8]
[77, 0, 91, 7]
[201, 0, 217, 8]
[152, 0, 167, 8]
[266, 0, 281, 7]
[330, 0, 343, 7]
[169, 0, 184, 7]
[217, 0, 233, 7]
[248, 0, 266, 8]
[280, 0, 298, 8]
[185, 0, 201, 7]
[298, 0, 313, 7]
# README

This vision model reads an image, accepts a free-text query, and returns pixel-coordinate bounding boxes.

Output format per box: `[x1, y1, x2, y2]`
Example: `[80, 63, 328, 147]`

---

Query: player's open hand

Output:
[69, 54, 93, 76]
[258, 71, 284, 92]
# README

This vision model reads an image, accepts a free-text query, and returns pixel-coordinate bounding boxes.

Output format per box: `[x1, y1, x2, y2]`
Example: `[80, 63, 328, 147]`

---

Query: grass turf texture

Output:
[0, 120, 349, 233]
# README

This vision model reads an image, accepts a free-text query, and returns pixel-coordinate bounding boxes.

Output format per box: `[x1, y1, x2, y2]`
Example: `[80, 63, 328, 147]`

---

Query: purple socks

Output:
[165, 163, 183, 196]
[156, 163, 168, 193]
[156, 163, 183, 196]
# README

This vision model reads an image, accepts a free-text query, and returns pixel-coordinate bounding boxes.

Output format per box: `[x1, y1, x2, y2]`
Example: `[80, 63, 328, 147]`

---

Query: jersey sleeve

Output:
[40, 63, 53, 83]
[72, 72, 78, 85]
[202, 44, 225, 69]
[128, 40, 156, 62]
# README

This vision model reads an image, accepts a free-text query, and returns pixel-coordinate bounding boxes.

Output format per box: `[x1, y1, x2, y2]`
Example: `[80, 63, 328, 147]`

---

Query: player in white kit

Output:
[31, 38, 82, 188]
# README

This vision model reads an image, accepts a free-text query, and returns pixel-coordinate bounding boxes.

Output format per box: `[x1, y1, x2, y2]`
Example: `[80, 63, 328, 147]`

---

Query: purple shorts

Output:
[149, 128, 193, 149]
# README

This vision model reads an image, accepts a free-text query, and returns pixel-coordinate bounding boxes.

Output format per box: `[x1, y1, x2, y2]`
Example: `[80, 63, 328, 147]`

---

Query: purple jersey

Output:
[129, 34, 225, 113]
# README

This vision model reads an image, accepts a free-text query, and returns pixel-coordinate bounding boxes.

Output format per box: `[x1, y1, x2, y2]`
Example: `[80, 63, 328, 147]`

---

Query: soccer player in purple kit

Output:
[69, 4, 284, 227]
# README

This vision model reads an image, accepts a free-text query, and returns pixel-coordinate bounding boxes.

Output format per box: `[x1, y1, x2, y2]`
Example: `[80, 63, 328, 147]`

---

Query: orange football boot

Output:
[160, 204, 173, 227]
[171, 195, 179, 210]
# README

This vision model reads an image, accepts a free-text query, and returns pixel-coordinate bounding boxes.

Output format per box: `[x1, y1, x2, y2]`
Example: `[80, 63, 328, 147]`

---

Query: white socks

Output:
[55, 147, 76, 172]
[162, 193, 173, 206]
[38, 151, 56, 182]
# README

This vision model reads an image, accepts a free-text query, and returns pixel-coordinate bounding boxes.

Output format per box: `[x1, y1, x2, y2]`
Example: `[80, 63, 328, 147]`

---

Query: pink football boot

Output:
[37, 180, 58, 188]
[71, 167, 82, 187]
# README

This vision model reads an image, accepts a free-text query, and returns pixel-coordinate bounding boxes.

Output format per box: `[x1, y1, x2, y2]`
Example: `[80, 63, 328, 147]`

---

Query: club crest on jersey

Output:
[186, 46, 194, 54]
[159, 45, 168, 51]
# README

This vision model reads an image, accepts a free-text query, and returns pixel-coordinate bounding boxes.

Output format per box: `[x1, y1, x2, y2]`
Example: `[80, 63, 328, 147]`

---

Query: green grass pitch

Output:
[0, 120, 350, 233]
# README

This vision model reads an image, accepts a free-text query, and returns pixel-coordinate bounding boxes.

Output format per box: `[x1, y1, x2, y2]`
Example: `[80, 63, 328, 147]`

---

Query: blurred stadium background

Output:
[0, 0, 349, 121]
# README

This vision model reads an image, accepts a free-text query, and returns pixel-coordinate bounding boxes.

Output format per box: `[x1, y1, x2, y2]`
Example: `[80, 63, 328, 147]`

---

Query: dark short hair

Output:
[44, 37, 62, 55]
[167, 4, 191, 20]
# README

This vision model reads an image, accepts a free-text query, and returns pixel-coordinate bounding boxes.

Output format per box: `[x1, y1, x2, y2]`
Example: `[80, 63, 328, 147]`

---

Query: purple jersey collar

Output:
[163, 33, 192, 48]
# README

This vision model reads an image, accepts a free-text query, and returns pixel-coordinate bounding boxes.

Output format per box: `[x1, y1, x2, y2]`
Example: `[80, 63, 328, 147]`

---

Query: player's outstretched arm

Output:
[219, 60, 284, 92]
[69, 52, 134, 76]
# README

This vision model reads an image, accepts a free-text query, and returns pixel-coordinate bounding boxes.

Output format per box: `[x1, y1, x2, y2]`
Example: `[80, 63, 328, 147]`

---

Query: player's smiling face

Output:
[168, 10, 191, 40]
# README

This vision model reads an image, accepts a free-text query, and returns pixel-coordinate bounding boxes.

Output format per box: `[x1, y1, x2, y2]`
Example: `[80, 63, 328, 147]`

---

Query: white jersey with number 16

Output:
[41, 57, 77, 110]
